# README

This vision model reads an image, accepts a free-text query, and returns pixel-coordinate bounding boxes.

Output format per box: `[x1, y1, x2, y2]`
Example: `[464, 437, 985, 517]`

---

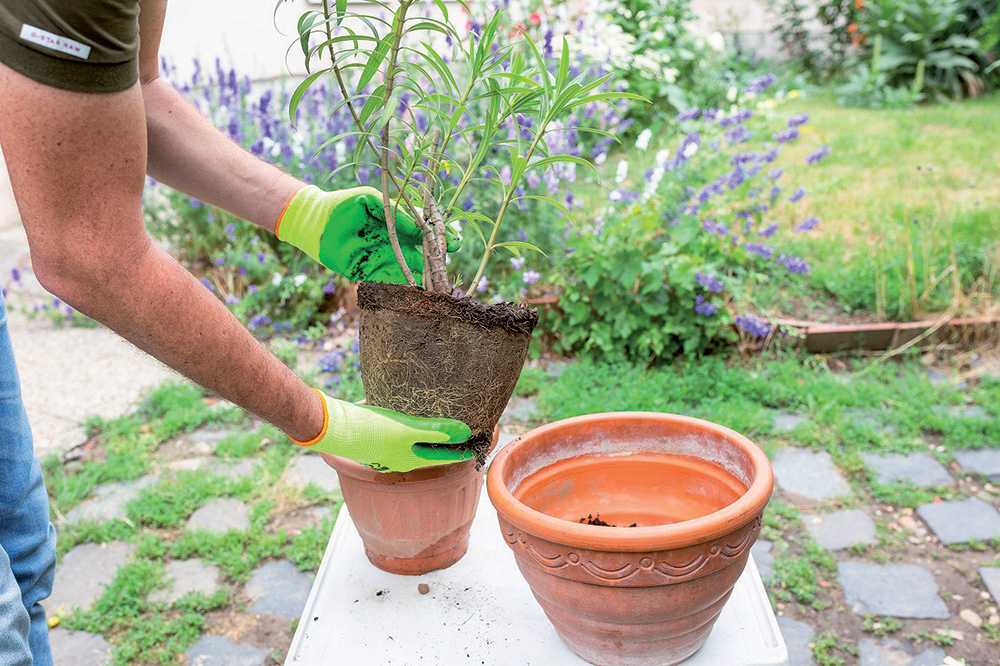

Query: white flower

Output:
[271, 273, 282, 286]
[595, 152, 608, 165]
[615, 160, 629, 184]
[608, 190, 623, 202]
[663, 67, 679, 83]
[727, 86, 738, 102]
[293, 274, 307, 287]
[656, 149, 670, 165]
[635, 128, 652, 151]
[682, 142, 699, 160]
[476, 276, 488, 293]
[707, 31, 726, 52]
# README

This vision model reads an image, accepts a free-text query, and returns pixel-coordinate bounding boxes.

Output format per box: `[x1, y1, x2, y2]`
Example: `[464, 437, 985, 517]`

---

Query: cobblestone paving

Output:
[763, 379, 1000, 666]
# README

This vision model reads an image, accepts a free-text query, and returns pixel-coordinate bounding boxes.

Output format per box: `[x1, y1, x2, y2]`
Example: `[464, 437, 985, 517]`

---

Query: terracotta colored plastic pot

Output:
[320, 428, 497, 576]
[487, 412, 773, 666]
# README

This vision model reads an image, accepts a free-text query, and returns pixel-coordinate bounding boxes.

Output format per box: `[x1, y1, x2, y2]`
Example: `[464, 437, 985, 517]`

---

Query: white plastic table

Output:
[287, 486, 788, 666]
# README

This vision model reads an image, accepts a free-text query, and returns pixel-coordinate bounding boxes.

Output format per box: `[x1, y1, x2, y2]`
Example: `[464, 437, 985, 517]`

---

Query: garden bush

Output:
[542, 76, 829, 363]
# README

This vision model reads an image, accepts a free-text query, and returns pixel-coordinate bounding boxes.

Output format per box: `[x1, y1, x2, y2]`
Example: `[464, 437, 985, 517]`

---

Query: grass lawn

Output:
[770, 93, 1000, 321]
[584, 92, 1000, 323]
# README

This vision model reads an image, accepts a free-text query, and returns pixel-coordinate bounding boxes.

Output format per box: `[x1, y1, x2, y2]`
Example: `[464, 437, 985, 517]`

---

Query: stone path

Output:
[48, 542, 136, 614]
[64, 476, 159, 524]
[802, 509, 877, 551]
[284, 454, 340, 493]
[150, 559, 222, 604]
[862, 452, 953, 487]
[186, 635, 269, 666]
[186, 498, 251, 533]
[772, 448, 852, 501]
[838, 563, 950, 619]
[916, 498, 1000, 545]
[245, 560, 314, 618]
[48, 628, 112, 666]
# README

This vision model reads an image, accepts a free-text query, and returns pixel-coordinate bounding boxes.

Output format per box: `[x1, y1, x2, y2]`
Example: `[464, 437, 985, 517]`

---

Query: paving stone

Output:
[48, 542, 135, 613]
[503, 396, 538, 422]
[927, 369, 967, 391]
[916, 498, 1000, 545]
[838, 562, 949, 619]
[861, 452, 953, 487]
[772, 448, 852, 501]
[186, 498, 250, 533]
[858, 638, 945, 666]
[953, 449, 1000, 481]
[49, 628, 112, 666]
[546, 360, 570, 378]
[64, 475, 158, 523]
[244, 560, 313, 619]
[284, 454, 340, 493]
[187, 428, 238, 444]
[149, 559, 222, 604]
[772, 411, 808, 433]
[844, 409, 897, 435]
[751, 539, 774, 580]
[207, 459, 260, 480]
[273, 505, 333, 534]
[980, 567, 1000, 603]
[936, 404, 989, 420]
[185, 635, 268, 666]
[802, 509, 877, 550]
[165, 456, 213, 472]
[776, 616, 815, 666]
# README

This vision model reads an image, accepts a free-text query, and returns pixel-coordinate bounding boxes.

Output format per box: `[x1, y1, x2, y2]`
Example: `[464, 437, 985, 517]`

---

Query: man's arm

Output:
[137, 0, 300, 232]
[0, 62, 324, 443]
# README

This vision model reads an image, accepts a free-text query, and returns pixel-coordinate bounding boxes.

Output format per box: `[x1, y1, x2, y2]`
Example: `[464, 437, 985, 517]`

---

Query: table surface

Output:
[286, 486, 789, 666]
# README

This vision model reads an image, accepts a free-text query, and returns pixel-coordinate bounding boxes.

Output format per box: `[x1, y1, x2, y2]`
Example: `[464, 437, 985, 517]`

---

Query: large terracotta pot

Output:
[486, 412, 773, 666]
[320, 429, 497, 576]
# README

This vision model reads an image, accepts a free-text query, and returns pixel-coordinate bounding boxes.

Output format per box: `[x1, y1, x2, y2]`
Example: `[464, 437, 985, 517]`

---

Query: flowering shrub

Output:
[542, 75, 830, 362]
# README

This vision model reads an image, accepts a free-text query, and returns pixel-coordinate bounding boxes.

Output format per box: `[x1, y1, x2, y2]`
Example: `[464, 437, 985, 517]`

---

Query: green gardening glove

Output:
[276, 185, 458, 284]
[292, 389, 474, 473]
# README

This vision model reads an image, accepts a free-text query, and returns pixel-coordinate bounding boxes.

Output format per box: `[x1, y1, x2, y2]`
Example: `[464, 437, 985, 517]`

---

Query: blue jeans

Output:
[0, 293, 56, 666]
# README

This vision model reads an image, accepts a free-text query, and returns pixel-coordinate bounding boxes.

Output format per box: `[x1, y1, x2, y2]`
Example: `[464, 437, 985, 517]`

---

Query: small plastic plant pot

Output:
[320, 428, 498, 576]
[486, 412, 773, 666]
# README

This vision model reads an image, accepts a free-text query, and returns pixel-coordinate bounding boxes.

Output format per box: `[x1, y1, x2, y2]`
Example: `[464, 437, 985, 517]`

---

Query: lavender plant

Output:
[287, 0, 640, 297]
[545, 75, 831, 362]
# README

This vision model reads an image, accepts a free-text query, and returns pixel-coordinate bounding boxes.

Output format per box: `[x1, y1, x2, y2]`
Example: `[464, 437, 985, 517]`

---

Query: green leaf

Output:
[288, 69, 327, 125]
[335, 0, 347, 25]
[357, 33, 393, 93]
[495, 240, 546, 256]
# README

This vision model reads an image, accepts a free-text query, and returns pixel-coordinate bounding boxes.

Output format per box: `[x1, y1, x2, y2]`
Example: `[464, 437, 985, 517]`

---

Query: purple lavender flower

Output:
[777, 255, 810, 273]
[350, 337, 360, 354]
[696, 272, 724, 293]
[523, 270, 541, 285]
[726, 167, 746, 189]
[224, 223, 235, 235]
[789, 187, 806, 203]
[238, 267, 248, 277]
[500, 165, 512, 187]
[10, 268, 20, 283]
[702, 108, 721, 122]
[510, 257, 526, 270]
[724, 125, 752, 145]
[787, 112, 810, 127]
[702, 220, 730, 236]
[759, 224, 779, 238]
[199, 277, 214, 292]
[735, 314, 772, 338]
[526, 171, 541, 189]
[769, 186, 781, 201]
[768, 168, 783, 180]
[744, 242, 774, 259]
[248, 284, 258, 295]
[805, 145, 831, 164]
[190, 198, 202, 208]
[762, 147, 781, 162]
[477, 277, 488, 293]
[795, 216, 820, 233]
[322, 281, 337, 295]
[248, 314, 271, 330]
[678, 131, 702, 160]
[773, 128, 799, 143]
[225, 294, 239, 306]
[214, 257, 226, 267]
[256, 251, 266, 264]
[745, 73, 777, 94]
[695, 294, 717, 317]
[318, 350, 343, 373]
[676, 107, 701, 122]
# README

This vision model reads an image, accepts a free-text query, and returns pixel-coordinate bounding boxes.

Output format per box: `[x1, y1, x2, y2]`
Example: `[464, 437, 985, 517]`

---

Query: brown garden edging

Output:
[775, 316, 1000, 353]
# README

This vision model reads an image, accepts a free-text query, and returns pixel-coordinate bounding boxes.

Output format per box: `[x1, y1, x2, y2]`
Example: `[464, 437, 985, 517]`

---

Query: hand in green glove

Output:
[292, 389, 474, 473]
[276, 185, 458, 285]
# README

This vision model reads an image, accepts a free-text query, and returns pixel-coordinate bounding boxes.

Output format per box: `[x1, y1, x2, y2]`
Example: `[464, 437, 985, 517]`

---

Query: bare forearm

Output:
[42, 240, 323, 441]
[142, 78, 300, 232]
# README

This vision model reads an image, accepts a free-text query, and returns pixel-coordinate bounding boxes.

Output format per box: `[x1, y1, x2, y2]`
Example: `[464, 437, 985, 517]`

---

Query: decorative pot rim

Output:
[486, 411, 773, 553]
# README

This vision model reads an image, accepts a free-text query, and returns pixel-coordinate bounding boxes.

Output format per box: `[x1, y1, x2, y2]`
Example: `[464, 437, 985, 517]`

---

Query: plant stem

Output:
[319, 0, 423, 231]
[463, 118, 549, 298]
